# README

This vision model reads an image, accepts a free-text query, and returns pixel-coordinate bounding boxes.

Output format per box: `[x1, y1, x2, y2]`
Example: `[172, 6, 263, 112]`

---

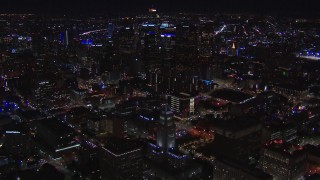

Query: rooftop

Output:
[37, 118, 74, 136]
[171, 92, 195, 99]
[211, 88, 254, 104]
[264, 139, 305, 157]
[103, 138, 142, 157]
[198, 115, 261, 132]
[215, 157, 273, 179]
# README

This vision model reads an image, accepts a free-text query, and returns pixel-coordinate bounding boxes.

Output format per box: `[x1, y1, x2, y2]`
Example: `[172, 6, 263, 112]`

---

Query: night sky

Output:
[1, 0, 320, 16]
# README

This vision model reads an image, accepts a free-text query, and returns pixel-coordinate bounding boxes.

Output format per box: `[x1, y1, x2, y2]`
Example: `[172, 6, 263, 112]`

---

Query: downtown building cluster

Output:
[0, 9, 320, 179]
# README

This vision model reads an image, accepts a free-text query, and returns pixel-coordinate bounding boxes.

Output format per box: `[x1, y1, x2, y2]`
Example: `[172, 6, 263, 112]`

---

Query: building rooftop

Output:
[103, 138, 142, 156]
[215, 157, 273, 179]
[198, 115, 261, 132]
[263, 139, 305, 158]
[211, 88, 254, 104]
[17, 109, 42, 120]
[37, 118, 74, 137]
[274, 83, 308, 91]
[306, 173, 320, 180]
[171, 92, 195, 99]
[304, 144, 320, 157]
[137, 108, 158, 121]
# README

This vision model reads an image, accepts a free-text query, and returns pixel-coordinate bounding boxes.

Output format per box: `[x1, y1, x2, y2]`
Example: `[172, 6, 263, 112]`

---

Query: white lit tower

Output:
[229, 42, 239, 56]
[157, 105, 176, 152]
[149, 4, 157, 13]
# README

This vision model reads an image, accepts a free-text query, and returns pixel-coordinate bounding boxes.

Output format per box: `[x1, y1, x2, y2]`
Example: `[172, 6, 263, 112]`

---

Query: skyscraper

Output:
[259, 140, 306, 179]
[146, 106, 202, 179]
[156, 105, 176, 151]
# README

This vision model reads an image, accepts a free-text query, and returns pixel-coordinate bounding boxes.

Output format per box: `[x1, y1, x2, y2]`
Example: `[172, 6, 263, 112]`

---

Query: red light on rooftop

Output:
[273, 139, 283, 144]
[227, 74, 236, 78]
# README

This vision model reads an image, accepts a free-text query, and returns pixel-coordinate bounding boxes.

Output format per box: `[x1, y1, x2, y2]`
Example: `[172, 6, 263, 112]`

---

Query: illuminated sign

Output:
[139, 115, 154, 121]
[6, 131, 20, 134]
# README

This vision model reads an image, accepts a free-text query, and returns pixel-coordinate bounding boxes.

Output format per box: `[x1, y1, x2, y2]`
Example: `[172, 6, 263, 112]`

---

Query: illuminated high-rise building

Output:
[60, 30, 69, 48]
[34, 80, 56, 106]
[149, 8, 157, 13]
[107, 22, 114, 39]
[169, 92, 195, 117]
[259, 140, 306, 180]
[228, 42, 239, 56]
[149, 4, 157, 13]
[146, 106, 201, 179]
[156, 105, 176, 151]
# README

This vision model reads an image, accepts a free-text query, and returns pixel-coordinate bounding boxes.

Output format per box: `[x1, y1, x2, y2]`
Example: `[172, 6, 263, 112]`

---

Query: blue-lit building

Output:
[107, 23, 114, 39]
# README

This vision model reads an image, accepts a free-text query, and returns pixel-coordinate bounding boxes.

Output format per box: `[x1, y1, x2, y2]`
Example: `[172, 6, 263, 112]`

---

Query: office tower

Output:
[34, 80, 56, 107]
[156, 105, 176, 151]
[213, 158, 272, 180]
[259, 140, 306, 180]
[146, 105, 201, 179]
[101, 138, 143, 179]
[169, 92, 195, 117]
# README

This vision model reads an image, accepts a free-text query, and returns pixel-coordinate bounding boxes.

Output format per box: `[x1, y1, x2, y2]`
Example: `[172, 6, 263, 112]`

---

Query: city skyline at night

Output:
[0, 1, 320, 180]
